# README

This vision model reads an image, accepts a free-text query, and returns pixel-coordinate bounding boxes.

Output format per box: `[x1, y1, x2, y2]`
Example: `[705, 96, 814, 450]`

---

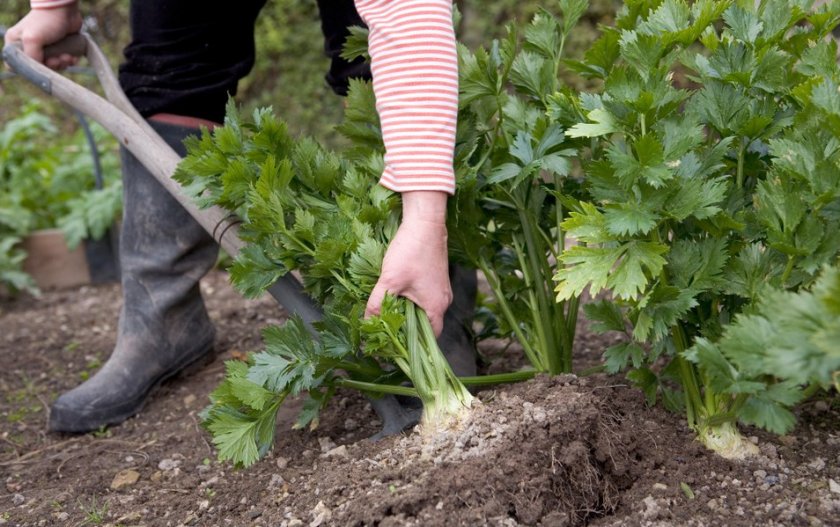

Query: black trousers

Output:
[118, 0, 371, 123]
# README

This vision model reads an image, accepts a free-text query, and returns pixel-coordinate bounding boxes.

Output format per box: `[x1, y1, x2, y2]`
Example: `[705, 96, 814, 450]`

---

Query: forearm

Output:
[353, 0, 458, 196]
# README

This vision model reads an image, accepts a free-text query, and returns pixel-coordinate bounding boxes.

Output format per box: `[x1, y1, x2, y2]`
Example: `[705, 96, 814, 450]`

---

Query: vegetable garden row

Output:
[175, 0, 840, 468]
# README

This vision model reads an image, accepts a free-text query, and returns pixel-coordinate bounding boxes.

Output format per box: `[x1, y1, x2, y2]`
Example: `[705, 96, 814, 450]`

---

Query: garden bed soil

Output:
[1, 271, 838, 526]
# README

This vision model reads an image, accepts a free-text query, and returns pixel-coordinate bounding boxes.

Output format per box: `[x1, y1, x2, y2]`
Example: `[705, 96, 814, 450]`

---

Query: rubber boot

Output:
[49, 121, 218, 433]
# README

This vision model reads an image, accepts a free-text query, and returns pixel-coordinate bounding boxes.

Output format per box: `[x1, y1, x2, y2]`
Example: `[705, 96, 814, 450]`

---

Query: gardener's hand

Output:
[366, 191, 452, 336]
[4, 3, 83, 69]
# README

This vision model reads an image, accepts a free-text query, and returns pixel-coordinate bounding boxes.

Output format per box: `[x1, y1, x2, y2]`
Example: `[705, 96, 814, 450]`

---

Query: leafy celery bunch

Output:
[554, 0, 840, 457]
[176, 100, 473, 467]
[435, 0, 593, 375]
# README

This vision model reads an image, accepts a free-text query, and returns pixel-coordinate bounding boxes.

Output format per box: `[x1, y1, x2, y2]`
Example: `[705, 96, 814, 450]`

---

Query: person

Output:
[5, 0, 477, 433]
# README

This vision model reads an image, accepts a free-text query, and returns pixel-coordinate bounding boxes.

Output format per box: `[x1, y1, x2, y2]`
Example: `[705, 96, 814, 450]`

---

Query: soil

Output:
[1, 271, 838, 527]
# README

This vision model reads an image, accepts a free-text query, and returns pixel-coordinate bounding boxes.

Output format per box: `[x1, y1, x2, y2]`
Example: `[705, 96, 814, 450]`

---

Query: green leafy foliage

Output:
[0, 103, 122, 294]
[554, 0, 840, 453]
[177, 99, 473, 466]
[452, 3, 590, 375]
[694, 264, 840, 397]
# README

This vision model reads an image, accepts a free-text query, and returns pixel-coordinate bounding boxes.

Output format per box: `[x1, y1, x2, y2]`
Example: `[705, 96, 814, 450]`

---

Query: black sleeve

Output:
[316, 0, 372, 96]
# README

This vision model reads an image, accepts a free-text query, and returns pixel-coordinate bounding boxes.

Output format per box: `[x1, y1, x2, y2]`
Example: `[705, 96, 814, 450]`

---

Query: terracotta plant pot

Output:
[20, 228, 120, 290]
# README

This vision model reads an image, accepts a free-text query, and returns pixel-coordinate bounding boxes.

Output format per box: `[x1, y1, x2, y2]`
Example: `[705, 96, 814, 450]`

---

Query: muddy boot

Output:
[437, 264, 478, 377]
[48, 121, 218, 433]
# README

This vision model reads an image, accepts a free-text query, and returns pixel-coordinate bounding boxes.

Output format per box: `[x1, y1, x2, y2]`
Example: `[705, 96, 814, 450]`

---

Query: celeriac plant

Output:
[442, 1, 590, 375]
[554, 0, 840, 457]
[176, 101, 477, 466]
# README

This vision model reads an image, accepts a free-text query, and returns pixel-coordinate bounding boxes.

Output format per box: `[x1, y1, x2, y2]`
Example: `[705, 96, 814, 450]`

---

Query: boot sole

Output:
[48, 342, 217, 433]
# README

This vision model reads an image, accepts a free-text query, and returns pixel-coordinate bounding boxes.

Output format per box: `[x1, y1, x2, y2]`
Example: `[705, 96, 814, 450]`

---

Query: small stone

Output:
[288, 520, 303, 527]
[249, 509, 263, 519]
[707, 499, 719, 510]
[199, 500, 210, 511]
[808, 458, 826, 471]
[779, 435, 797, 447]
[269, 474, 285, 488]
[539, 511, 569, 527]
[150, 471, 163, 482]
[12, 493, 24, 506]
[57, 512, 69, 521]
[749, 436, 759, 445]
[158, 458, 181, 471]
[183, 513, 198, 525]
[183, 394, 197, 406]
[652, 483, 668, 491]
[116, 509, 142, 525]
[276, 457, 289, 470]
[435, 501, 444, 510]
[814, 401, 829, 412]
[344, 418, 359, 431]
[125, 455, 135, 463]
[310, 501, 331, 527]
[318, 437, 337, 453]
[641, 495, 662, 520]
[111, 469, 140, 490]
[325, 445, 348, 458]
[829, 479, 840, 494]
[754, 470, 767, 480]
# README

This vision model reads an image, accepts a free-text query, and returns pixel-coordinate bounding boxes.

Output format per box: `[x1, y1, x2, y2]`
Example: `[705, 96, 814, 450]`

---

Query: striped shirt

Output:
[32, 0, 459, 195]
[354, 0, 457, 194]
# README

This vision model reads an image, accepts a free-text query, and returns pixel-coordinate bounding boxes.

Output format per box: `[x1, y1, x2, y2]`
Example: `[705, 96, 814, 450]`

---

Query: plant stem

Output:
[512, 234, 552, 368]
[563, 295, 580, 371]
[410, 303, 475, 423]
[477, 257, 545, 370]
[518, 209, 565, 374]
[555, 173, 565, 254]
[672, 324, 704, 430]
[736, 138, 746, 189]
[781, 255, 795, 286]
[801, 382, 822, 400]
[334, 378, 419, 397]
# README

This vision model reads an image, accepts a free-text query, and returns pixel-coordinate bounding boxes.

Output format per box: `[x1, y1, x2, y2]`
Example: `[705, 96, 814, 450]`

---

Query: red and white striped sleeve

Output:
[353, 0, 458, 195]
[31, 0, 76, 8]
